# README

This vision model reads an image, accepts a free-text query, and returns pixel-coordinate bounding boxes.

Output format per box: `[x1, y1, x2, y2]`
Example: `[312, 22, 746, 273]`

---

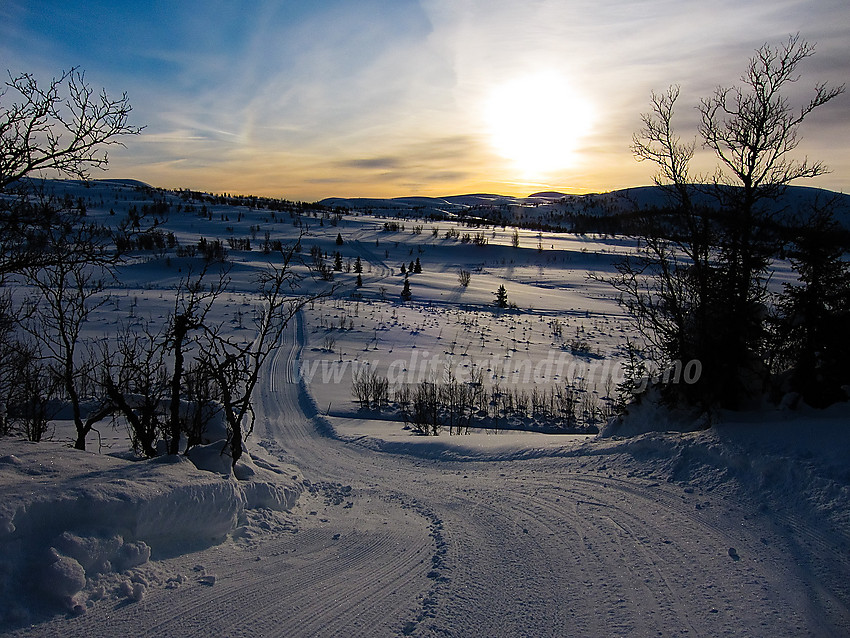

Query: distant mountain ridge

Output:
[17, 178, 848, 230]
[320, 185, 850, 228]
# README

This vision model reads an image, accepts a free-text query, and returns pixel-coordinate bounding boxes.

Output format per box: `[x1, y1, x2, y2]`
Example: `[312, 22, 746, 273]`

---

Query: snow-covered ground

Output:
[1, 180, 848, 636]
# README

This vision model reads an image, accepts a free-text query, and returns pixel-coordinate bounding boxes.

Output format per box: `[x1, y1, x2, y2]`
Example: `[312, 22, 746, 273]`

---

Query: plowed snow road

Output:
[17, 313, 850, 637]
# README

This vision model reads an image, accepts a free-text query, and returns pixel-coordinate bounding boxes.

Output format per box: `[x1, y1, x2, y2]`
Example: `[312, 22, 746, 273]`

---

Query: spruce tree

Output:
[401, 278, 412, 301]
[616, 339, 648, 412]
[776, 207, 850, 407]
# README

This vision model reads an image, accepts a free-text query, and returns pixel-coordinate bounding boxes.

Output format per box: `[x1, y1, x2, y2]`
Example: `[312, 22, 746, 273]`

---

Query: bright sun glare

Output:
[485, 71, 594, 178]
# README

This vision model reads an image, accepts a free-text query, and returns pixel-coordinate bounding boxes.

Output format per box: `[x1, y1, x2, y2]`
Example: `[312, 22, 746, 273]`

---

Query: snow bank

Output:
[186, 439, 302, 511]
[597, 391, 712, 438]
[593, 403, 850, 532]
[0, 440, 301, 622]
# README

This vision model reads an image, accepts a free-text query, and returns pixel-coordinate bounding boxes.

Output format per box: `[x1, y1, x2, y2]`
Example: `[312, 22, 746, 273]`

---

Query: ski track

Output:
[13, 311, 850, 637]
[347, 229, 394, 281]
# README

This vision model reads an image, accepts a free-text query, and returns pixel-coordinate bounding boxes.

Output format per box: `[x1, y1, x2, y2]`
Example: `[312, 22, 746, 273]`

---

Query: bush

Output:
[352, 367, 389, 410]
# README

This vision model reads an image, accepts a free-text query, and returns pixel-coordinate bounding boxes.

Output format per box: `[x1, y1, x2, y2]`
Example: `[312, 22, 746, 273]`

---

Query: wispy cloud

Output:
[338, 158, 407, 171]
[3, 0, 847, 198]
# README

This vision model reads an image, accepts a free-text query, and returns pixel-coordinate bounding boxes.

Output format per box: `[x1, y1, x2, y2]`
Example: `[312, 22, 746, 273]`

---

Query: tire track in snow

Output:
[44, 513, 432, 638]
[390, 461, 849, 637]
[565, 470, 850, 628]
[514, 471, 843, 637]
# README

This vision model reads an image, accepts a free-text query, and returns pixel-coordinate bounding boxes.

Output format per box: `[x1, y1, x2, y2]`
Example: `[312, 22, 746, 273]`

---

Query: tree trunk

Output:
[168, 316, 189, 455]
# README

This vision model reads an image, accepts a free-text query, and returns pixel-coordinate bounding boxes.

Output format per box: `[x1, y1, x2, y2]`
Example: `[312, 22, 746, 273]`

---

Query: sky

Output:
[2, 0, 848, 201]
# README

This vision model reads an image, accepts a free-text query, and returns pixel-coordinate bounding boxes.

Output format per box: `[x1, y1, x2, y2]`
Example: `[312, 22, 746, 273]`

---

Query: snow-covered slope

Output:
[1, 179, 848, 636]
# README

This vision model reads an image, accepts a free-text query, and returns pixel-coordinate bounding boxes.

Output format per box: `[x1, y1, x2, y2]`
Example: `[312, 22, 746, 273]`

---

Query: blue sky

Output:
[2, 0, 848, 199]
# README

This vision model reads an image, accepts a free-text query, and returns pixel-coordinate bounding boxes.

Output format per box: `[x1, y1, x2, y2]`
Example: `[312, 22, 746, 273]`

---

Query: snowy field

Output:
[1, 180, 848, 636]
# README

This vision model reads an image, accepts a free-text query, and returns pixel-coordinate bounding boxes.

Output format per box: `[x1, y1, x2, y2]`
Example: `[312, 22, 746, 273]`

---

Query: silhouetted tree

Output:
[0, 67, 141, 190]
[773, 202, 850, 407]
[199, 247, 327, 465]
[609, 35, 844, 408]
[0, 68, 148, 448]
[102, 320, 168, 458]
[164, 264, 226, 455]
[0, 68, 142, 279]
[104, 239, 333, 463]
[21, 224, 115, 450]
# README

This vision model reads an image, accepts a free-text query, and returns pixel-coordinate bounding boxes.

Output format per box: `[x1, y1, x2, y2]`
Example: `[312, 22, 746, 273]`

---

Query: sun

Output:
[484, 71, 594, 178]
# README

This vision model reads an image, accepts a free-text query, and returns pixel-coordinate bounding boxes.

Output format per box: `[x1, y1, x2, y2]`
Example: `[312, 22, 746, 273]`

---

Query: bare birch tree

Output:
[609, 35, 844, 407]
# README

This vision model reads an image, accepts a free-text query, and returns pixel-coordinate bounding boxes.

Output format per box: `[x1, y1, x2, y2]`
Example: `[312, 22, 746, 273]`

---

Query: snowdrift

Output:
[0, 441, 301, 621]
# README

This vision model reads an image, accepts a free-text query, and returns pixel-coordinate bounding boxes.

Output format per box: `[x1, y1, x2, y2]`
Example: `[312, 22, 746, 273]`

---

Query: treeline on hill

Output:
[362, 185, 850, 241]
[146, 184, 333, 214]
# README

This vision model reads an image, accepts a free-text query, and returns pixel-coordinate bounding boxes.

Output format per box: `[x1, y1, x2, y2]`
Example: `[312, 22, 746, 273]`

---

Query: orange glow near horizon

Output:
[109, 148, 653, 202]
[8, 2, 848, 203]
